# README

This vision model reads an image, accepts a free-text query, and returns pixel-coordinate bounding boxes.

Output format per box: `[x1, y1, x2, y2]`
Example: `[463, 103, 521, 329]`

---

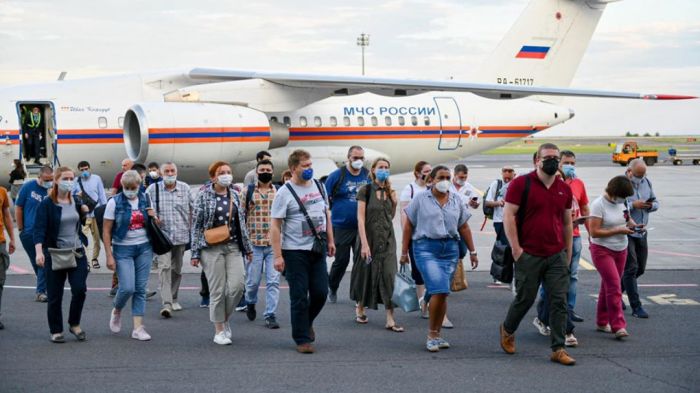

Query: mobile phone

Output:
[470, 196, 478, 201]
[646, 197, 656, 203]
[365, 256, 372, 265]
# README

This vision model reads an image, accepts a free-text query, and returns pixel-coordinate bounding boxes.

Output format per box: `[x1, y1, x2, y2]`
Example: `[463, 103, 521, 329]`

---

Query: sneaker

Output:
[172, 302, 183, 311]
[296, 343, 315, 354]
[426, 338, 440, 352]
[328, 290, 337, 304]
[632, 307, 649, 319]
[109, 287, 118, 297]
[615, 328, 630, 340]
[265, 316, 280, 329]
[532, 317, 550, 337]
[436, 337, 450, 349]
[596, 324, 612, 333]
[200, 297, 210, 308]
[235, 304, 247, 312]
[213, 331, 232, 345]
[224, 322, 232, 339]
[550, 348, 576, 366]
[565, 333, 579, 347]
[160, 306, 172, 319]
[419, 298, 429, 319]
[109, 309, 121, 333]
[35, 293, 48, 303]
[131, 326, 151, 341]
[146, 290, 157, 299]
[246, 303, 257, 321]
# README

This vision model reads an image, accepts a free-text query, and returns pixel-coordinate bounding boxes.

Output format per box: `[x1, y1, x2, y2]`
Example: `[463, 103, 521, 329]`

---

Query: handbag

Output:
[391, 264, 420, 313]
[204, 188, 235, 246]
[146, 186, 173, 255]
[48, 247, 81, 271]
[285, 180, 328, 256]
[450, 259, 468, 291]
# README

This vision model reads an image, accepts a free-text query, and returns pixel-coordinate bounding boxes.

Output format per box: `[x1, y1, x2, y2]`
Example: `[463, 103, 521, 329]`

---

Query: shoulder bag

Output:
[285, 180, 328, 256]
[48, 248, 82, 271]
[204, 188, 235, 246]
[146, 186, 174, 255]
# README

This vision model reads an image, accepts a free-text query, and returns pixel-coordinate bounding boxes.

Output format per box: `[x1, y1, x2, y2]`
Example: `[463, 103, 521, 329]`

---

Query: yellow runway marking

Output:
[579, 257, 596, 271]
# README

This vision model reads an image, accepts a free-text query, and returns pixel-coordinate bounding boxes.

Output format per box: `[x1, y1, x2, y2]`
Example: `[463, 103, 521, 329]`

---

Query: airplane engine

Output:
[123, 102, 274, 167]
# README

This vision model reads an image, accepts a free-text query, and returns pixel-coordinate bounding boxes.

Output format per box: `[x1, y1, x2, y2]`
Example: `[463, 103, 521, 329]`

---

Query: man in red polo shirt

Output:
[499, 143, 575, 366]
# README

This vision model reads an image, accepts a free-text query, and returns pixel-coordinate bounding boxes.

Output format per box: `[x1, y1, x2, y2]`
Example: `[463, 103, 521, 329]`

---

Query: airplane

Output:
[0, 0, 694, 186]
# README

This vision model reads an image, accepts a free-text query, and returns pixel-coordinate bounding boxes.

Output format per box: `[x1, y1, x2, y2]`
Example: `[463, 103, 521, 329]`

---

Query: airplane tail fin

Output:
[477, 0, 619, 89]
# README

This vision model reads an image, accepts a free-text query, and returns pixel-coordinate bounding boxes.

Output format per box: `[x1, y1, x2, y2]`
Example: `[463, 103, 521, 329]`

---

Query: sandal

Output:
[92, 259, 100, 269]
[355, 314, 368, 324]
[385, 324, 405, 333]
[69, 326, 87, 341]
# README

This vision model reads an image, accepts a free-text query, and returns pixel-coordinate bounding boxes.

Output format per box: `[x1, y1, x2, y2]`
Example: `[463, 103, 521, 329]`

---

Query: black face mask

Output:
[541, 158, 560, 176]
[258, 172, 273, 183]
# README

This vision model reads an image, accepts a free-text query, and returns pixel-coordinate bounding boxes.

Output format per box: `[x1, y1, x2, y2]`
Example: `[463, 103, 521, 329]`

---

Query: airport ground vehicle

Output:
[612, 141, 659, 166]
[668, 148, 700, 165]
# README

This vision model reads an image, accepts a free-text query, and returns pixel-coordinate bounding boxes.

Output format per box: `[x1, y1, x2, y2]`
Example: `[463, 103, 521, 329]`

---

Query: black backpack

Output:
[482, 180, 503, 220]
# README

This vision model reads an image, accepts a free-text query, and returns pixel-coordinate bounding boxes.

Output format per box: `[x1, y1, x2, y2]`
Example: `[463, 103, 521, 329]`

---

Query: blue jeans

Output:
[412, 238, 459, 297]
[537, 236, 582, 329]
[113, 242, 153, 317]
[20, 230, 46, 294]
[245, 245, 280, 318]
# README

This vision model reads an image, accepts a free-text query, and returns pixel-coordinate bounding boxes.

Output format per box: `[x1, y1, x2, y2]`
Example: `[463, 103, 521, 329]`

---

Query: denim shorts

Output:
[412, 238, 459, 296]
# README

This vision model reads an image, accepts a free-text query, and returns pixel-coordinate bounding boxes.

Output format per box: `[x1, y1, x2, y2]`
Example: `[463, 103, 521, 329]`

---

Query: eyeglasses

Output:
[350, 156, 365, 161]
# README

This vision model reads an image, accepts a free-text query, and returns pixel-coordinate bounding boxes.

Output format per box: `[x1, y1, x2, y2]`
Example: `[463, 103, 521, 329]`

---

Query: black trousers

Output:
[283, 249, 328, 345]
[29, 130, 42, 160]
[328, 227, 359, 293]
[622, 236, 648, 310]
[45, 249, 89, 334]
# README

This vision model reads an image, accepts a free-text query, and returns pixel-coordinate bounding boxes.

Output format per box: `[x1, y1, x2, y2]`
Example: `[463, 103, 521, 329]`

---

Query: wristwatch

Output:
[469, 251, 478, 256]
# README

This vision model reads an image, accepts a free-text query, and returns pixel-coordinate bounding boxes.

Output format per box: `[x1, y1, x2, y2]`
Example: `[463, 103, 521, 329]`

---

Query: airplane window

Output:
[118, 116, 124, 128]
[411, 116, 418, 126]
[270, 116, 278, 123]
[385, 116, 392, 126]
[343, 116, 351, 127]
[330, 116, 338, 127]
[314, 116, 322, 127]
[300, 116, 307, 127]
[357, 116, 365, 126]
[424, 116, 430, 126]
[398, 116, 405, 126]
[371, 116, 378, 126]
[98, 117, 108, 129]
[283, 116, 291, 126]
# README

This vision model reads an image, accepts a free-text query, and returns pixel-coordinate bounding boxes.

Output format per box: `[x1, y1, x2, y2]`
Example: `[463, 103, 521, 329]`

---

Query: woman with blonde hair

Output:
[34, 167, 90, 343]
[191, 161, 253, 345]
[350, 158, 403, 332]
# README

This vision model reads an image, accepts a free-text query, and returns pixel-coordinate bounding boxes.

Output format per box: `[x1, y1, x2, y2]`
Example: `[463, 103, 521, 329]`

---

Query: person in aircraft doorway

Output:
[23, 107, 44, 164]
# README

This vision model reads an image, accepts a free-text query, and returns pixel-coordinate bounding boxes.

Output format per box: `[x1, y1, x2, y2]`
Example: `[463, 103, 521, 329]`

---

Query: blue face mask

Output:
[41, 181, 53, 189]
[375, 168, 390, 182]
[562, 164, 576, 179]
[58, 180, 74, 192]
[301, 168, 314, 181]
[81, 170, 90, 178]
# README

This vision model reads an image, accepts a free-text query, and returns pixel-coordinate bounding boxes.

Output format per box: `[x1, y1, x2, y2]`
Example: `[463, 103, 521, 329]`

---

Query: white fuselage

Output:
[0, 72, 571, 184]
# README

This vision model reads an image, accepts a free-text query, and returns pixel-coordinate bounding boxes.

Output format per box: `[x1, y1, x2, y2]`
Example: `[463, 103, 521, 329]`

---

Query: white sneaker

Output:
[532, 317, 550, 336]
[131, 326, 151, 341]
[172, 302, 183, 311]
[224, 322, 232, 339]
[565, 333, 579, 347]
[213, 332, 232, 345]
[109, 309, 121, 333]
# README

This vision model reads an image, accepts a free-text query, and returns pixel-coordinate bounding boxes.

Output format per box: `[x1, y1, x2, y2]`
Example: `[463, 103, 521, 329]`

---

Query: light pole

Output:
[357, 33, 370, 76]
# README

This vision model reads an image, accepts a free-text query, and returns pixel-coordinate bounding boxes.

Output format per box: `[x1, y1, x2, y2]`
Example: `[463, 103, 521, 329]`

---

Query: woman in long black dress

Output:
[350, 157, 403, 332]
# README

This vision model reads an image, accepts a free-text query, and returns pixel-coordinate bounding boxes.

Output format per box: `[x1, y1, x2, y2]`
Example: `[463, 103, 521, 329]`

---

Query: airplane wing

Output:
[188, 67, 696, 101]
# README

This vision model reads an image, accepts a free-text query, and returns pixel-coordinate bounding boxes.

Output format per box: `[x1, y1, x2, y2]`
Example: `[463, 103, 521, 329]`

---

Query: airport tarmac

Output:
[0, 155, 698, 393]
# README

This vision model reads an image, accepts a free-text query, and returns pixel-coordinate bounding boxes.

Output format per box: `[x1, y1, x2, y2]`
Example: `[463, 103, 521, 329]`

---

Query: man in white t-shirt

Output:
[451, 164, 480, 209]
[483, 165, 516, 245]
[271, 149, 335, 354]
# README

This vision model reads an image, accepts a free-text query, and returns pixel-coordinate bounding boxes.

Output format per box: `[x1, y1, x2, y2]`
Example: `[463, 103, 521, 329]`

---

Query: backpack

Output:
[482, 180, 503, 220]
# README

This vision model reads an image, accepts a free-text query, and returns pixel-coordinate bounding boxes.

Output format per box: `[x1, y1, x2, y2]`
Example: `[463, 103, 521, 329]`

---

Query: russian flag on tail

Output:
[516, 45, 550, 59]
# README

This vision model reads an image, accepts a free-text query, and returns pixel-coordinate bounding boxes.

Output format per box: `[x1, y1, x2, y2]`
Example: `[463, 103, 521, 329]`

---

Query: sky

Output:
[1, 0, 698, 137]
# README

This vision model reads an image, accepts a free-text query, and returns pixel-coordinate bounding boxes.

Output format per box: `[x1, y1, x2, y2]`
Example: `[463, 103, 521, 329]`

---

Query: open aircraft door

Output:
[15, 101, 59, 168]
[433, 97, 463, 150]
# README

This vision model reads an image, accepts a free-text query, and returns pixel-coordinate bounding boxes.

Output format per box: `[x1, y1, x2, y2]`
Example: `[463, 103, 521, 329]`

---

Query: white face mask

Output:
[217, 174, 233, 187]
[435, 180, 451, 193]
[123, 189, 139, 200]
[454, 178, 466, 186]
[149, 171, 159, 179]
[350, 160, 364, 170]
[164, 175, 177, 185]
